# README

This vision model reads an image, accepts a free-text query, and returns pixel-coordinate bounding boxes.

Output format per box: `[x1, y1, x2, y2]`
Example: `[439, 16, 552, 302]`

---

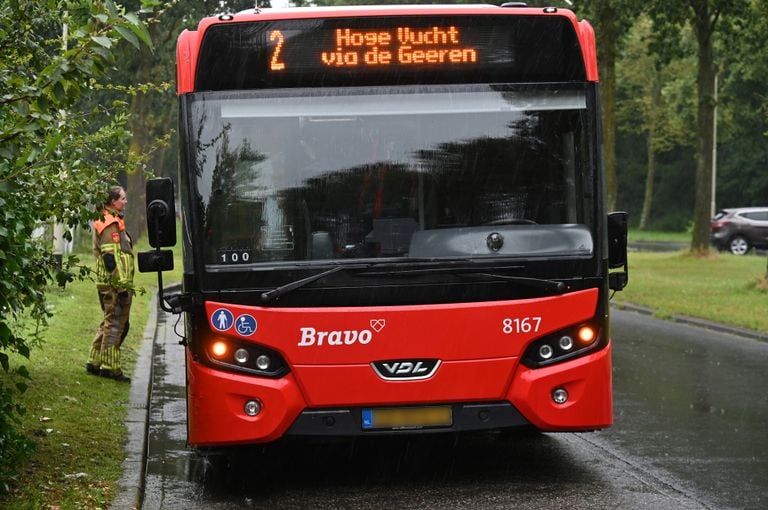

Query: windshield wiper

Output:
[260, 262, 566, 303]
[260, 264, 369, 303]
[311, 263, 566, 295]
[361, 262, 525, 277]
[477, 273, 567, 294]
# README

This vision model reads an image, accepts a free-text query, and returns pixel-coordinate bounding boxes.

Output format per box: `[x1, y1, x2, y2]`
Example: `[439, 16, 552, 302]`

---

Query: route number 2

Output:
[270, 30, 286, 71]
[502, 317, 541, 335]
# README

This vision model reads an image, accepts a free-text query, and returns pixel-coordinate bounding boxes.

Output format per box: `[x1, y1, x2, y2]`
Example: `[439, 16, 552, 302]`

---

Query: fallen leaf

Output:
[63, 472, 88, 479]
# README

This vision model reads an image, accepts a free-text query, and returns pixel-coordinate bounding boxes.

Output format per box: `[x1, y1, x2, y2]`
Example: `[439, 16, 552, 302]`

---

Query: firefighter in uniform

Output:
[86, 186, 135, 382]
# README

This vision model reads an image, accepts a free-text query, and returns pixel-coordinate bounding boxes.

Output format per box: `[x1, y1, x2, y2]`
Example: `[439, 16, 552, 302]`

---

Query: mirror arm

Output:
[149, 211, 173, 313]
[607, 211, 629, 291]
[608, 270, 628, 291]
[155, 262, 174, 313]
[148, 211, 191, 314]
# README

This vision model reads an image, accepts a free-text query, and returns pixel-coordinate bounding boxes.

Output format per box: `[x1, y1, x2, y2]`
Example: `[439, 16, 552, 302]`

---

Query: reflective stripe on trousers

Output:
[89, 288, 132, 372]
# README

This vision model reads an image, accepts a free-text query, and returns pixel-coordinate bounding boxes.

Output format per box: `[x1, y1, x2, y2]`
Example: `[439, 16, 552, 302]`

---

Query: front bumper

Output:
[186, 343, 612, 446]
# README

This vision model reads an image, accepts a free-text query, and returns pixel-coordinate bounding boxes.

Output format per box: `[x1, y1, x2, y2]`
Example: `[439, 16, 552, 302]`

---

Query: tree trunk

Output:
[125, 65, 150, 241]
[690, 0, 716, 254]
[639, 135, 656, 230]
[597, 1, 618, 211]
[639, 78, 661, 231]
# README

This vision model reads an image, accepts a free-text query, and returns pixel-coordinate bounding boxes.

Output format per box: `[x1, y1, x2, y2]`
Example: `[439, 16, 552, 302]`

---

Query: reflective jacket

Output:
[93, 209, 135, 285]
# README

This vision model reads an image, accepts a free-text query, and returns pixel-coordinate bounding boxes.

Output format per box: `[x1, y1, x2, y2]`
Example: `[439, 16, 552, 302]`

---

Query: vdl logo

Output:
[371, 359, 441, 380]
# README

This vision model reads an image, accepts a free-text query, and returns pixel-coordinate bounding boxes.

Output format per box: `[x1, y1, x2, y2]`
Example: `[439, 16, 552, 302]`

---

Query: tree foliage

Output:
[606, 0, 768, 238]
[0, 0, 153, 490]
[616, 16, 696, 230]
[645, 0, 748, 253]
[573, 0, 642, 212]
[110, 0, 255, 239]
[717, 0, 768, 210]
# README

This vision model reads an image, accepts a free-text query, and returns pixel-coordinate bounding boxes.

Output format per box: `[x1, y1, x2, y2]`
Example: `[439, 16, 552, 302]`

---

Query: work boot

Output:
[99, 369, 131, 383]
[85, 363, 100, 375]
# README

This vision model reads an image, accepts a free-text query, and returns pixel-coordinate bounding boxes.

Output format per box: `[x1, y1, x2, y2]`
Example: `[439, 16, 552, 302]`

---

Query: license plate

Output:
[362, 406, 453, 430]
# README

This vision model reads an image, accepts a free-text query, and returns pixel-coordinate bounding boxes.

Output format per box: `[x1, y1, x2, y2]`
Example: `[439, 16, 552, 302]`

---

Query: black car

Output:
[711, 207, 768, 255]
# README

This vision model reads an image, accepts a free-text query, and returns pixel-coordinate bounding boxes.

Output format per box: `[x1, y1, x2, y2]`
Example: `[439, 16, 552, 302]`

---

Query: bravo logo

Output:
[297, 319, 385, 347]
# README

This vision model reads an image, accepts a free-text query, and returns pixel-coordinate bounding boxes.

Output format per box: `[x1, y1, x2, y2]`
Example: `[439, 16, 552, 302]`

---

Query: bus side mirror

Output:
[139, 178, 185, 313]
[146, 177, 177, 248]
[607, 211, 628, 291]
[138, 250, 174, 273]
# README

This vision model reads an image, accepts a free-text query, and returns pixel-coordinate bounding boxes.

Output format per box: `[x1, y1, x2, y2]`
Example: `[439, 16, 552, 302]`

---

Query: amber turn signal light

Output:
[577, 326, 596, 345]
[211, 341, 228, 358]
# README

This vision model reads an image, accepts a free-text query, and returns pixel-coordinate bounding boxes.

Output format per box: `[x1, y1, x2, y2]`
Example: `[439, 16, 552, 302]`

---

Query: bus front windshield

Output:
[187, 84, 595, 268]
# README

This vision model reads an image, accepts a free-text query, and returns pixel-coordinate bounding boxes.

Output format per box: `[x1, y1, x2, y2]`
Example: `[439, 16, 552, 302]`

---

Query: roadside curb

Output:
[612, 301, 768, 343]
[112, 293, 158, 510]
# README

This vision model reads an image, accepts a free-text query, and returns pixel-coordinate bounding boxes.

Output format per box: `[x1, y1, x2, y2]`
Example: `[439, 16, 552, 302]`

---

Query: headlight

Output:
[234, 348, 250, 364]
[200, 336, 289, 378]
[558, 335, 574, 351]
[521, 322, 604, 368]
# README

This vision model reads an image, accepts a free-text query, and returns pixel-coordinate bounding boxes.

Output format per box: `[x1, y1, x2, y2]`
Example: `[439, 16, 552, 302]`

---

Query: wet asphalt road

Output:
[141, 308, 768, 509]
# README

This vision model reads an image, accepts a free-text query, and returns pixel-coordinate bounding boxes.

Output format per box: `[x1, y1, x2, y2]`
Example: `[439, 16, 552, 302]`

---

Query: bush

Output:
[0, 0, 152, 491]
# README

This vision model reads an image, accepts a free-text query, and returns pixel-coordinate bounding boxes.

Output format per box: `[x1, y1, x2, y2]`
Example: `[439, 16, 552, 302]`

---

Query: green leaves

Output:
[123, 12, 153, 49]
[88, 0, 155, 52]
[0, 0, 156, 487]
[114, 24, 139, 49]
[114, 18, 154, 51]
[91, 35, 113, 48]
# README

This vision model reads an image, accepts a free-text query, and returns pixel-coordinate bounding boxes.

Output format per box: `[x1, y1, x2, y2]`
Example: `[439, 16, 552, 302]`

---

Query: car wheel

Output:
[729, 235, 750, 255]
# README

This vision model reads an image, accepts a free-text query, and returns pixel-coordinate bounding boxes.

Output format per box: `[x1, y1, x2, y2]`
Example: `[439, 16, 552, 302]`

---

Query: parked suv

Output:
[711, 207, 768, 255]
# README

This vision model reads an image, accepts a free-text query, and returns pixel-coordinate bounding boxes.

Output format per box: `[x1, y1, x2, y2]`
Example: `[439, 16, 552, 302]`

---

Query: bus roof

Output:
[177, 4, 597, 94]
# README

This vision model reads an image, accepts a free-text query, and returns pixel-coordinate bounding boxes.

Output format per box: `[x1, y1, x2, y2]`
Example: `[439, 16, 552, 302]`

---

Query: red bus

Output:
[140, 4, 629, 448]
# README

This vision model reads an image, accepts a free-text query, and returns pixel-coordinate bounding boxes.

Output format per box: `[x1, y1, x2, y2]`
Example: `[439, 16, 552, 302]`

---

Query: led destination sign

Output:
[195, 15, 587, 90]
[268, 23, 487, 74]
[269, 26, 478, 70]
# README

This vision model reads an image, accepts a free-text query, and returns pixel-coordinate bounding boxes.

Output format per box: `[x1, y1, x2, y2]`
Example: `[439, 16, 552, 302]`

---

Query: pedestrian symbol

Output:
[235, 314, 258, 336]
[211, 308, 234, 332]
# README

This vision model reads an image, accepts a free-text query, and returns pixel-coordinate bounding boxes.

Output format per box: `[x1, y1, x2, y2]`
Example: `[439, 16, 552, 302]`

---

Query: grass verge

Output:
[0, 242, 181, 509]
[628, 229, 690, 243]
[618, 251, 768, 333]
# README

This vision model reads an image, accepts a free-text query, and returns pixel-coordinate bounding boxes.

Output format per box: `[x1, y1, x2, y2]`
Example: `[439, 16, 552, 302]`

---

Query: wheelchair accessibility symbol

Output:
[235, 314, 258, 336]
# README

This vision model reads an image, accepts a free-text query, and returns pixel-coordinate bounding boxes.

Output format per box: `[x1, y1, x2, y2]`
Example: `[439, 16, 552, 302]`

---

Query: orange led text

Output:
[320, 26, 477, 67]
